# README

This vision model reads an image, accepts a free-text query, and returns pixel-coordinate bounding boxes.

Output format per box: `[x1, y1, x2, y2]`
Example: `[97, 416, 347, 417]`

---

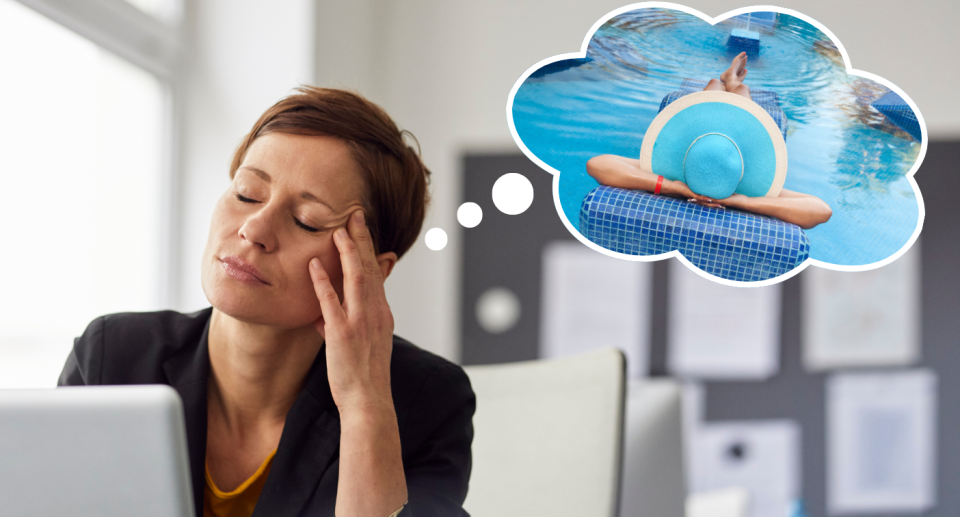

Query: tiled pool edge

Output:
[579, 186, 810, 282]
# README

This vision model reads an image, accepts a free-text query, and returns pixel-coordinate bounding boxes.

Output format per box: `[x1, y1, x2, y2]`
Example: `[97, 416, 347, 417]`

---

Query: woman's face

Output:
[201, 133, 365, 330]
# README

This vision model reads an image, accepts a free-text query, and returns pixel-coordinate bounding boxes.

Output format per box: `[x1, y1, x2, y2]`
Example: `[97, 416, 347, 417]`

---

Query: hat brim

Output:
[639, 91, 787, 198]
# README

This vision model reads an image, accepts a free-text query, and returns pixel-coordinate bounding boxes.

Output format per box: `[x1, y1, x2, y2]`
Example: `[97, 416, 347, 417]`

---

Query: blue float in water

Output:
[579, 186, 810, 282]
[871, 91, 922, 143]
[728, 28, 760, 56]
[729, 12, 778, 31]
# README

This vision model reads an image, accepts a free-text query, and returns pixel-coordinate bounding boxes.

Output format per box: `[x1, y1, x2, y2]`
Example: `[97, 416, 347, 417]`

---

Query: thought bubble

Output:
[458, 202, 483, 228]
[492, 173, 534, 215]
[507, 3, 925, 286]
[424, 228, 448, 251]
[425, 174, 534, 251]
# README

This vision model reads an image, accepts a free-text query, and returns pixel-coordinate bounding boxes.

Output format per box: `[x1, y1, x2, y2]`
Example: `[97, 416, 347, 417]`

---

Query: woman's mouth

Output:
[220, 256, 271, 286]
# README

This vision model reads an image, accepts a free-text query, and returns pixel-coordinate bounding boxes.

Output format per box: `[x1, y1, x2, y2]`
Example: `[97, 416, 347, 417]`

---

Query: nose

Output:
[238, 206, 279, 252]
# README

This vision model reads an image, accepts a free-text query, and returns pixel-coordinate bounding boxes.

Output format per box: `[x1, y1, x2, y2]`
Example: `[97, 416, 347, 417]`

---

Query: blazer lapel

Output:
[163, 316, 212, 517]
[254, 345, 341, 517]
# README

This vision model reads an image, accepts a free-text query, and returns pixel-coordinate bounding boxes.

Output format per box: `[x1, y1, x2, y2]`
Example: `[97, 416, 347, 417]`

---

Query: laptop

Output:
[0, 385, 195, 517]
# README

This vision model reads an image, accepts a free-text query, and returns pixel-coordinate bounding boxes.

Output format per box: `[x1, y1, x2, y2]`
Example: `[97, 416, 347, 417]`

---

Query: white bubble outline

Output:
[457, 201, 484, 228]
[492, 173, 535, 215]
[505, 2, 926, 288]
[424, 227, 448, 251]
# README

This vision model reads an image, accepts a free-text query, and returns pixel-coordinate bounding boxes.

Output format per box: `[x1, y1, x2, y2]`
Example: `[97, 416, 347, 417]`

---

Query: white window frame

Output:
[13, 0, 183, 307]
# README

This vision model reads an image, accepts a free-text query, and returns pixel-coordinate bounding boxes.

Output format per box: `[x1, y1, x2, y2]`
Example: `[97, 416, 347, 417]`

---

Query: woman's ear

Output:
[376, 252, 398, 280]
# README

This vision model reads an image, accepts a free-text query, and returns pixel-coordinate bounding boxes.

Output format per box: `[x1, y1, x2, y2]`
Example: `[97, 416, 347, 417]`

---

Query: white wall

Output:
[314, 0, 386, 101]
[311, 0, 959, 362]
[176, 0, 315, 311]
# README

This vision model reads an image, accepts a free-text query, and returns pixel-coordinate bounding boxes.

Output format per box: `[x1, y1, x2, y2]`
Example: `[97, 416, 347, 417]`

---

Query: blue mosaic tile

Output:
[658, 79, 788, 141]
[871, 91, 922, 143]
[528, 57, 595, 79]
[728, 28, 760, 56]
[580, 186, 810, 282]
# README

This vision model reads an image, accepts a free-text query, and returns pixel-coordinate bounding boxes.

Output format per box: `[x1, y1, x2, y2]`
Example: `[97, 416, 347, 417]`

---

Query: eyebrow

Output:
[239, 166, 336, 211]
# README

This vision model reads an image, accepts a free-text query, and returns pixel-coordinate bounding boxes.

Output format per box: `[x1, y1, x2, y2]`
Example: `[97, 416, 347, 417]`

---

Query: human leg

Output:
[702, 53, 751, 100]
[730, 83, 751, 101]
[719, 51, 748, 91]
[703, 78, 726, 91]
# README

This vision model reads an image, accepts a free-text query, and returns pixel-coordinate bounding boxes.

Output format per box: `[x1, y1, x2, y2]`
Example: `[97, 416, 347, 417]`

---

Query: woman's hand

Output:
[667, 180, 722, 207]
[709, 191, 832, 229]
[308, 210, 408, 516]
[308, 210, 394, 413]
[705, 193, 748, 209]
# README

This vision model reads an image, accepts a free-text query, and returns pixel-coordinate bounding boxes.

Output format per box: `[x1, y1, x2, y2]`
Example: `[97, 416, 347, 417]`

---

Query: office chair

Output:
[463, 348, 625, 517]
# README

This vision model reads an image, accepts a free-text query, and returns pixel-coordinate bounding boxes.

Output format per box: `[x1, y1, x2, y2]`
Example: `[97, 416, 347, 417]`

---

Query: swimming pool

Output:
[512, 9, 921, 267]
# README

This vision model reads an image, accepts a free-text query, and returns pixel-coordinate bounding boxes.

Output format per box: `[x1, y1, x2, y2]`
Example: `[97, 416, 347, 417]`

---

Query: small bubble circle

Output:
[492, 173, 534, 215]
[457, 202, 483, 228]
[424, 228, 447, 250]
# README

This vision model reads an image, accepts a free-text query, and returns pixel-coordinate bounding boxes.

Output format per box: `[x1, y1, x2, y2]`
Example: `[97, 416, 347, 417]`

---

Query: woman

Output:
[587, 52, 833, 230]
[59, 87, 474, 517]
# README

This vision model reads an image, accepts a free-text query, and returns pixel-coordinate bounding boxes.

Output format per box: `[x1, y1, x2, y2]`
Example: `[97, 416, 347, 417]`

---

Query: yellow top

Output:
[203, 449, 277, 517]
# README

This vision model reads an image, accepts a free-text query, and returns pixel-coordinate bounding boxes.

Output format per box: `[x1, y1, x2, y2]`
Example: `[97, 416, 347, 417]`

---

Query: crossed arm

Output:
[585, 154, 832, 230]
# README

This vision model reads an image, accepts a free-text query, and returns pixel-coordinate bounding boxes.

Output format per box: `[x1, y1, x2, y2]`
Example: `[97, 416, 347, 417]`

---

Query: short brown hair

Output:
[230, 87, 430, 259]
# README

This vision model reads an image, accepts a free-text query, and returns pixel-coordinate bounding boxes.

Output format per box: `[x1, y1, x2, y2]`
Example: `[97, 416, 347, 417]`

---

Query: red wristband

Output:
[654, 175, 664, 195]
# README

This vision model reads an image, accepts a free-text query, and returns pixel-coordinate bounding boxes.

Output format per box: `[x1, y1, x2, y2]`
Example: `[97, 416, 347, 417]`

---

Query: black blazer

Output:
[58, 308, 475, 517]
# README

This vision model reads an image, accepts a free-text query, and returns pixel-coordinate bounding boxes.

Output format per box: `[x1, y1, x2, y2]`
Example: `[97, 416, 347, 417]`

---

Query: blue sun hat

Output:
[638, 91, 788, 199]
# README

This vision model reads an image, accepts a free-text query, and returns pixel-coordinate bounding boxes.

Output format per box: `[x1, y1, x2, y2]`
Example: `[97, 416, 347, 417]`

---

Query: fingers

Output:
[335, 210, 386, 313]
[334, 225, 367, 310]
[347, 211, 381, 279]
[688, 198, 723, 209]
[310, 258, 347, 327]
[346, 210, 389, 301]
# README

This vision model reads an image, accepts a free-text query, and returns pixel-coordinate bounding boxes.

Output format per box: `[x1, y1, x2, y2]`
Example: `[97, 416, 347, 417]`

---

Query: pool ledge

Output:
[579, 186, 810, 282]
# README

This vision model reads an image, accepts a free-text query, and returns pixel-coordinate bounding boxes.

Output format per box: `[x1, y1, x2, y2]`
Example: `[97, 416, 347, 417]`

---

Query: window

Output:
[0, 0, 174, 387]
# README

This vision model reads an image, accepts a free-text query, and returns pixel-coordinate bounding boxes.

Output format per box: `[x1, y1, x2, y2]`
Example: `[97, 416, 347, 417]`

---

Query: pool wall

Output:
[580, 186, 810, 282]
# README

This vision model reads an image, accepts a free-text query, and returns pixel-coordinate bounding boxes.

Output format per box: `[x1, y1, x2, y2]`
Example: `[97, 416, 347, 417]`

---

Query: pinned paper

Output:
[803, 244, 920, 370]
[827, 369, 937, 514]
[668, 263, 781, 379]
[540, 241, 652, 377]
[689, 420, 801, 517]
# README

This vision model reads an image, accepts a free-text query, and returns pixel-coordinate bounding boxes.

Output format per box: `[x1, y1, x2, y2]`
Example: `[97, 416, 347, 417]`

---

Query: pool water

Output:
[512, 9, 921, 267]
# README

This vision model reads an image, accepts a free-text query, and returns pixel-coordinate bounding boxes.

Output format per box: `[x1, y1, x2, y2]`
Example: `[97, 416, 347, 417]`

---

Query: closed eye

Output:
[236, 193, 324, 233]
[294, 218, 320, 233]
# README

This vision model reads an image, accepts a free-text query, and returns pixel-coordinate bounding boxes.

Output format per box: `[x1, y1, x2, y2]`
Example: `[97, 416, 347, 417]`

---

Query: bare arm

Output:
[337, 403, 406, 516]
[586, 154, 710, 202]
[717, 189, 833, 229]
[586, 155, 832, 229]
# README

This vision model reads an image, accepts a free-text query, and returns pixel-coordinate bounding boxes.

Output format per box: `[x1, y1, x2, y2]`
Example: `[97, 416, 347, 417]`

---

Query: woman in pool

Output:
[587, 52, 833, 230]
[59, 88, 474, 517]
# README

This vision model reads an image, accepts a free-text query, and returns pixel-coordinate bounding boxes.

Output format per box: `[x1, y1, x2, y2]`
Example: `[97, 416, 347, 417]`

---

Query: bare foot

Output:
[720, 52, 748, 89]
